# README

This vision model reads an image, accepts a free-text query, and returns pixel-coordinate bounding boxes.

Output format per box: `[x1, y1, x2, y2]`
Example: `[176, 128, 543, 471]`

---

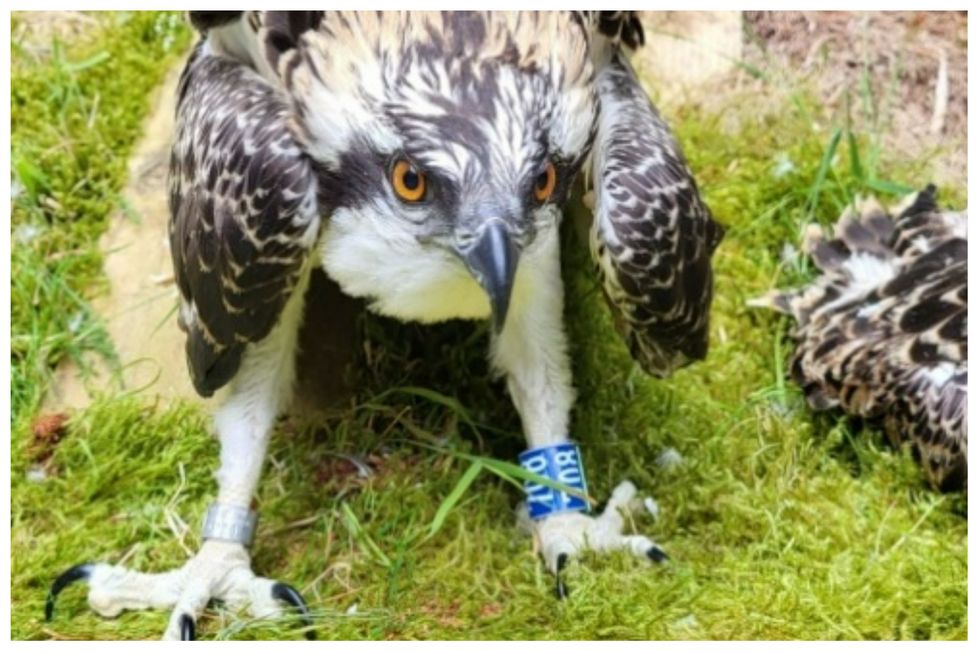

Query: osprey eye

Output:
[391, 159, 427, 202]
[533, 162, 557, 204]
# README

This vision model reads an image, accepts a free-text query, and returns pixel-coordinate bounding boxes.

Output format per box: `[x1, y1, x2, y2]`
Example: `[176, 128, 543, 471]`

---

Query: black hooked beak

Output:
[456, 219, 520, 332]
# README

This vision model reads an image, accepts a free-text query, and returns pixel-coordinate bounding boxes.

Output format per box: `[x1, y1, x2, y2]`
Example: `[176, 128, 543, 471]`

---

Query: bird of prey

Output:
[755, 186, 966, 491]
[47, 11, 722, 639]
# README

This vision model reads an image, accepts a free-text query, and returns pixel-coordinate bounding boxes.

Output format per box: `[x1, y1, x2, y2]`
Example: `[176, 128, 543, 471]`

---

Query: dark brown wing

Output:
[169, 42, 320, 397]
[588, 45, 723, 377]
[762, 187, 967, 491]
[576, 11, 645, 50]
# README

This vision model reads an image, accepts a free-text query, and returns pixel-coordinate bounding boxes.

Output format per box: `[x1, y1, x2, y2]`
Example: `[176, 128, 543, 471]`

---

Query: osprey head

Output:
[269, 12, 597, 330]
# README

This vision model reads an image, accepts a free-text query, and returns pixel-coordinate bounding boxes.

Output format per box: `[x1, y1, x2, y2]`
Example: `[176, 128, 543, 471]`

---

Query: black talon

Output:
[271, 581, 316, 640]
[646, 546, 669, 563]
[45, 563, 93, 621]
[180, 613, 195, 640]
[554, 553, 569, 600]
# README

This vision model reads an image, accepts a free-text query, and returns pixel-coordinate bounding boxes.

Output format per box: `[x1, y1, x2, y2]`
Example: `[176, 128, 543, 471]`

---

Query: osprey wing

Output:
[587, 43, 723, 376]
[578, 10, 646, 50]
[169, 43, 320, 397]
[763, 187, 967, 491]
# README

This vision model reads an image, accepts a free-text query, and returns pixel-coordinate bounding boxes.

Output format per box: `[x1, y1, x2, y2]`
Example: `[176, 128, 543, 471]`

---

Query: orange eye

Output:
[533, 162, 557, 203]
[391, 159, 427, 202]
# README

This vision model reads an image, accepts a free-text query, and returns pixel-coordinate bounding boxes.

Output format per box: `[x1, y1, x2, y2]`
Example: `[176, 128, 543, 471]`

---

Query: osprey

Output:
[47, 11, 722, 639]
[756, 187, 967, 492]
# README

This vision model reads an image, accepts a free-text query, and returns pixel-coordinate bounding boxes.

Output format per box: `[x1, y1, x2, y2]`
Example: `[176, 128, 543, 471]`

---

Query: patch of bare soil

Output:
[11, 11, 102, 61]
[43, 62, 207, 411]
[744, 11, 967, 188]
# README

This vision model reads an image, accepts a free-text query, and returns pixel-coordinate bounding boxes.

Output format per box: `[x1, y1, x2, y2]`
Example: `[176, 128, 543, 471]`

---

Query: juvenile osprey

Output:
[47, 11, 722, 639]
[756, 187, 967, 491]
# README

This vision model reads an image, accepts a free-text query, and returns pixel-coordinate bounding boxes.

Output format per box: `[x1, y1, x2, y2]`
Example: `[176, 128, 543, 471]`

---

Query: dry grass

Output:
[744, 11, 967, 188]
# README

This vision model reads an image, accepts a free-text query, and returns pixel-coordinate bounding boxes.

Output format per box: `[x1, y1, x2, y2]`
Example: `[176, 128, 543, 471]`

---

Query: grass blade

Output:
[467, 454, 593, 504]
[426, 460, 482, 539]
[341, 502, 391, 568]
[865, 178, 916, 196]
[805, 127, 843, 220]
[384, 386, 478, 430]
[404, 439, 594, 504]
[12, 155, 50, 204]
[847, 130, 864, 183]
[65, 50, 111, 73]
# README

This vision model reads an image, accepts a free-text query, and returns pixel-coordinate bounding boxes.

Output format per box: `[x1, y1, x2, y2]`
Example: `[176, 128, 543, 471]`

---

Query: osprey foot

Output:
[45, 540, 314, 640]
[517, 480, 667, 599]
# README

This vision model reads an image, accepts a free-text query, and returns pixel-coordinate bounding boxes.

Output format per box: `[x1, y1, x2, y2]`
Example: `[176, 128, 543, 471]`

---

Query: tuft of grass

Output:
[11, 13, 966, 641]
[10, 11, 191, 426]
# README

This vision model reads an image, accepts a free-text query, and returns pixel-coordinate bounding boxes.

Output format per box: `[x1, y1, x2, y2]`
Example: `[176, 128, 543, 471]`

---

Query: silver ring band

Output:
[201, 503, 258, 547]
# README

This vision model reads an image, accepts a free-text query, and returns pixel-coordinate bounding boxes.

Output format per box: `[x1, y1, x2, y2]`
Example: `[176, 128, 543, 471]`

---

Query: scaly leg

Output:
[491, 226, 666, 597]
[47, 272, 315, 640]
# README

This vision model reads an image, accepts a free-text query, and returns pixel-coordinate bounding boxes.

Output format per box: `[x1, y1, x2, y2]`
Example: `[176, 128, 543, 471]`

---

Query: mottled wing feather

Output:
[767, 187, 966, 491]
[169, 42, 320, 397]
[589, 48, 723, 377]
[576, 11, 645, 50]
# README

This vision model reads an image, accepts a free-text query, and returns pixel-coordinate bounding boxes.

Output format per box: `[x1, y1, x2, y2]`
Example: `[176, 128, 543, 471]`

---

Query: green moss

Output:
[10, 14, 966, 641]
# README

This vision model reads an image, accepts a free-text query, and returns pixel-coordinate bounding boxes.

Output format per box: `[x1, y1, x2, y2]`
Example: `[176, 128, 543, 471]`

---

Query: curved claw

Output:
[180, 613, 195, 640]
[554, 553, 569, 600]
[45, 563, 94, 621]
[271, 581, 316, 640]
[647, 545, 669, 563]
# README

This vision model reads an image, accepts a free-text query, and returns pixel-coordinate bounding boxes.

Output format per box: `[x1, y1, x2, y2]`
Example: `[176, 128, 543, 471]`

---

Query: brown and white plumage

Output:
[47, 12, 722, 639]
[169, 42, 319, 396]
[169, 10, 723, 396]
[759, 187, 966, 491]
[589, 47, 723, 375]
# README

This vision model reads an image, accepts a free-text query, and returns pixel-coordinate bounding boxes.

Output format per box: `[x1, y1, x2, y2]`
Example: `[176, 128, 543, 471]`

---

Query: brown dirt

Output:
[744, 11, 967, 188]
[12, 11, 102, 61]
[43, 61, 210, 412]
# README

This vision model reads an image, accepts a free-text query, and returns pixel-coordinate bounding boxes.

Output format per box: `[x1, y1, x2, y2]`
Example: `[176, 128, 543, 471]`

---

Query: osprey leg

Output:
[46, 274, 315, 640]
[491, 227, 666, 598]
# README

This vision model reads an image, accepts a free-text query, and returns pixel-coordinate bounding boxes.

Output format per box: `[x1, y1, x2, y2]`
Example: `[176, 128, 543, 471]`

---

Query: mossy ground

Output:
[10, 12, 967, 641]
